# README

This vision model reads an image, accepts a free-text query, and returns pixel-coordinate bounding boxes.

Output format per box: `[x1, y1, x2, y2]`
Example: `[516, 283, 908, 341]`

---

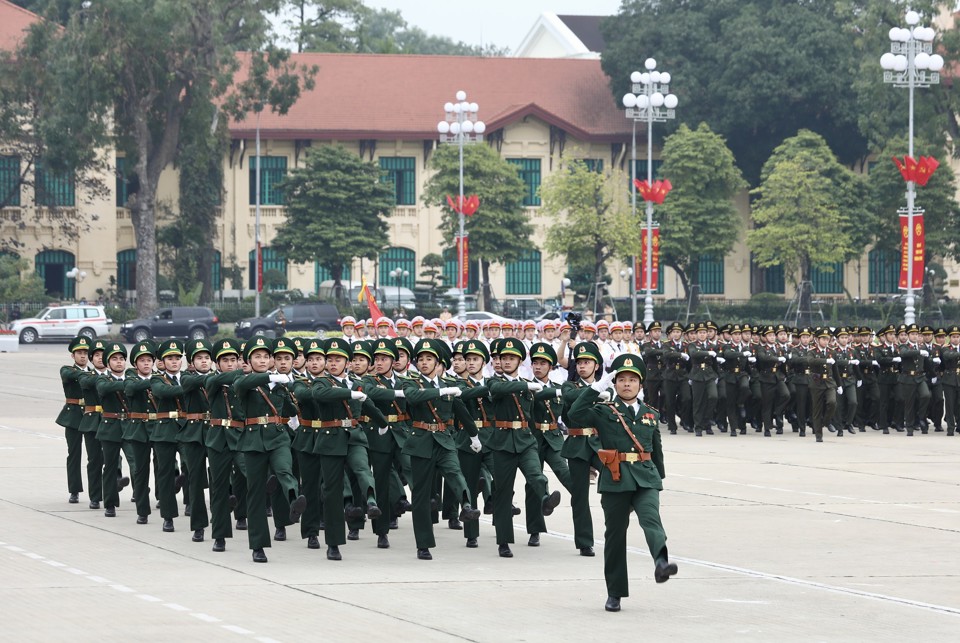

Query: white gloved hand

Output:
[742, 351, 752, 357]
[850, 359, 860, 366]
[856, 380, 862, 388]
[871, 360, 879, 367]
[777, 356, 787, 363]
[893, 356, 902, 363]
[378, 426, 390, 435]
[707, 351, 717, 358]
[933, 357, 941, 364]
[527, 381, 544, 392]
[350, 391, 368, 402]
[269, 373, 291, 383]
[598, 390, 612, 402]
[439, 387, 462, 397]
[932, 377, 939, 385]
[920, 350, 929, 357]
[555, 389, 563, 399]
[287, 416, 300, 430]
[469, 435, 482, 453]
[826, 358, 836, 365]
[747, 356, 757, 363]
[393, 389, 405, 398]
[716, 357, 726, 364]
[837, 386, 843, 395]
[680, 352, 690, 361]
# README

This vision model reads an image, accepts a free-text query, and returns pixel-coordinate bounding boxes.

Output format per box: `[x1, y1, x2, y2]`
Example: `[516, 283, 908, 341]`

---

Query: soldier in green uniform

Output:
[233, 337, 307, 563]
[897, 324, 932, 436]
[875, 325, 901, 433]
[267, 337, 305, 542]
[940, 326, 960, 436]
[641, 321, 665, 411]
[687, 322, 718, 437]
[855, 327, 880, 432]
[149, 340, 188, 533]
[289, 338, 327, 550]
[567, 353, 676, 613]
[124, 341, 158, 523]
[95, 342, 132, 517]
[806, 328, 840, 443]
[785, 328, 813, 437]
[755, 326, 791, 436]
[660, 322, 691, 435]
[342, 339, 384, 541]
[57, 336, 94, 505]
[76, 340, 106, 509]
[205, 338, 246, 552]
[832, 328, 861, 437]
[453, 339, 493, 548]
[719, 324, 751, 437]
[180, 339, 213, 542]
[401, 339, 482, 560]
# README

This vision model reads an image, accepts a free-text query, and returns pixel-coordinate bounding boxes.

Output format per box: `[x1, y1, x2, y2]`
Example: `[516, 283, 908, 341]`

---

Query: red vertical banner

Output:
[898, 213, 924, 289]
[256, 242, 263, 293]
[636, 227, 660, 291]
[456, 235, 469, 290]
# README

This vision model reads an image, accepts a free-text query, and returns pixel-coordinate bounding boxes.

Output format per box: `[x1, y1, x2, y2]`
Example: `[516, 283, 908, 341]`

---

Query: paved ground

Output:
[1, 344, 958, 641]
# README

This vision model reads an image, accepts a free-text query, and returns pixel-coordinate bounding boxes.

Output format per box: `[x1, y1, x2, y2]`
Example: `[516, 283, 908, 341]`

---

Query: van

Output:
[317, 280, 416, 310]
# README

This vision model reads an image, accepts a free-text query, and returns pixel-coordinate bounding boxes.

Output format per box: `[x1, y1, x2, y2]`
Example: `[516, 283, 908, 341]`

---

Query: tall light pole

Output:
[390, 267, 409, 312]
[438, 91, 485, 318]
[622, 60, 678, 326]
[880, 10, 943, 325]
[254, 110, 262, 317]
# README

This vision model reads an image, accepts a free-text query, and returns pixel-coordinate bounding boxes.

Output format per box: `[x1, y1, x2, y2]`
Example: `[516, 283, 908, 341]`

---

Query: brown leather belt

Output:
[618, 451, 651, 463]
[495, 420, 527, 430]
[299, 418, 324, 428]
[536, 422, 558, 431]
[183, 412, 210, 421]
[384, 413, 410, 423]
[412, 421, 448, 432]
[209, 418, 243, 428]
[101, 412, 126, 420]
[83, 405, 103, 413]
[245, 415, 289, 426]
[318, 419, 357, 429]
[65, 398, 83, 405]
[567, 428, 597, 437]
[128, 412, 175, 420]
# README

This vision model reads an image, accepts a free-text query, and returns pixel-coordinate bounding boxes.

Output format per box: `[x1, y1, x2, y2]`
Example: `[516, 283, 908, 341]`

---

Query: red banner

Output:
[898, 213, 924, 289]
[456, 235, 469, 289]
[636, 226, 660, 291]
[256, 242, 263, 293]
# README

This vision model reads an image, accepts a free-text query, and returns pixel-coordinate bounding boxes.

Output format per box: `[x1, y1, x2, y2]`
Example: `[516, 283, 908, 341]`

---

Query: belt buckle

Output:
[169, 411, 178, 419]
[340, 419, 353, 428]
[257, 417, 269, 425]
[510, 421, 523, 429]
[539, 423, 551, 431]
[147, 413, 157, 421]
[386, 414, 398, 422]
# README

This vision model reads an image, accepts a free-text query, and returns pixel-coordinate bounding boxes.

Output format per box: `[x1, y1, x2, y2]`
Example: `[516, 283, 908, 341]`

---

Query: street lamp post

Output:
[880, 10, 943, 325]
[438, 91, 485, 318]
[254, 111, 262, 317]
[390, 267, 409, 312]
[622, 60, 678, 326]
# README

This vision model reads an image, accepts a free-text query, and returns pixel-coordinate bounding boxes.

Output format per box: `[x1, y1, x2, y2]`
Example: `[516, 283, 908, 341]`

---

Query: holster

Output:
[597, 449, 621, 482]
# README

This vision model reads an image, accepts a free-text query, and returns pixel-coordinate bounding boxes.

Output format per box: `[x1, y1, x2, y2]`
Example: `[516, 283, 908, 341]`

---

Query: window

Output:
[379, 247, 416, 289]
[1, 155, 21, 207]
[314, 263, 351, 293]
[751, 254, 785, 294]
[811, 262, 845, 294]
[35, 249, 76, 299]
[379, 157, 416, 206]
[116, 157, 130, 207]
[211, 250, 221, 291]
[35, 160, 75, 207]
[581, 159, 604, 173]
[507, 158, 541, 206]
[506, 249, 541, 295]
[117, 249, 136, 291]
[868, 248, 899, 294]
[698, 255, 725, 295]
[66, 308, 81, 320]
[84, 308, 100, 318]
[442, 247, 479, 294]
[157, 310, 173, 321]
[249, 156, 287, 206]
[248, 247, 288, 290]
[47, 308, 66, 320]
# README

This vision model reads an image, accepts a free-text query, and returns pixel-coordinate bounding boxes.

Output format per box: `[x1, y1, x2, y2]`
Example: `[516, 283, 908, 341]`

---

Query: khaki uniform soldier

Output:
[454, 339, 494, 549]
[233, 337, 307, 563]
[150, 340, 188, 533]
[57, 336, 95, 505]
[806, 328, 841, 443]
[401, 339, 482, 560]
[94, 342, 132, 516]
[124, 341, 158, 523]
[180, 339, 214, 542]
[567, 353, 677, 613]
[76, 339, 106, 509]
[204, 339, 247, 553]
[940, 326, 960, 436]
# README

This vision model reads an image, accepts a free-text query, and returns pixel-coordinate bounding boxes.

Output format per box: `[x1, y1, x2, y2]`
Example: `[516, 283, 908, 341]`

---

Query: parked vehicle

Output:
[235, 303, 340, 339]
[120, 306, 219, 343]
[12, 304, 112, 344]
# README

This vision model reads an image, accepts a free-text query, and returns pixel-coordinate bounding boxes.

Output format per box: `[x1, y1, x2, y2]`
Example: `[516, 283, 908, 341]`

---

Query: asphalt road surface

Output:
[1, 344, 958, 641]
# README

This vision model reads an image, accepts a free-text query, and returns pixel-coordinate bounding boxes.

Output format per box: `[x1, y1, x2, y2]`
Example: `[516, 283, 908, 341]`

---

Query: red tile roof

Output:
[0, 0, 41, 52]
[230, 53, 635, 143]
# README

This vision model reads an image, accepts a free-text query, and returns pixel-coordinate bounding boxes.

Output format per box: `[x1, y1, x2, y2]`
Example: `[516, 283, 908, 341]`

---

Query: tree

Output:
[20, 1, 314, 316]
[417, 252, 445, 299]
[422, 144, 531, 310]
[271, 145, 394, 302]
[601, 0, 868, 185]
[748, 131, 865, 323]
[0, 255, 47, 304]
[656, 123, 747, 310]
[539, 159, 640, 309]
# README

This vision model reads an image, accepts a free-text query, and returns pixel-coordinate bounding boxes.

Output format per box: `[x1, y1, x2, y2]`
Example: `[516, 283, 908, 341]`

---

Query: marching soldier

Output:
[941, 326, 960, 436]
[640, 321, 665, 411]
[150, 340, 188, 533]
[855, 327, 881, 432]
[719, 324, 751, 437]
[897, 324, 932, 436]
[785, 328, 813, 436]
[94, 342, 132, 517]
[687, 322, 718, 437]
[755, 326, 790, 436]
[661, 322, 691, 435]
[832, 328, 860, 437]
[77, 340, 106, 510]
[875, 325, 901, 433]
[180, 340, 214, 542]
[124, 341, 158, 524]
[57, 336, 96, 506]
[807, 328, 840, 443]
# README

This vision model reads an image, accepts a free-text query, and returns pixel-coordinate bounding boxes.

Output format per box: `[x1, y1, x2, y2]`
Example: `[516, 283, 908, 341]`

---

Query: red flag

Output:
[446, 194, 480, 215]
[633, 179, 672, 204]
[256, 243, 263, 293]
[358, 277, 395, 336]
[892, 156, 909, 181]
[904, 156, 919, 181]
[915, 156, 940, 187]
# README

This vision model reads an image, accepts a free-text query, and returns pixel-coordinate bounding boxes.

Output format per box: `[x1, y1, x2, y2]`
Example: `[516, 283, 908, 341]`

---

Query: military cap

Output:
[486, 320, 502, 331]
[377, 317, 394, 329]
[741, 323, 752, 333]
[573, 341, 602, 364]
[815, 327, 832, 339]
[339, 316, 356, 328]
[489, 338, 504, 356]
[610, 321, 624, 333]
[720, 324, 731, 334]
[834, 327, 851, 338]
[859, 326, 873, 335]
[413, 338, 443, 360]
[596, 319, 609, 331]
[624, 321, 634, 331]
[774, 323, 788, 334]
[186, 339, 212, 361]
[304, 338, 326, 356]
[452, 340, 467, 356]
[393, 337, 413, 357]
[435, 340, 452, 369]
[706, 320, 718, 331]
[948, 325, 960, 336]
[879, 324, 896, 335]
[373, 338, 398, 360]
[935, 327, 947, 338]
[761, 325, 776, 336]
[411, 316, 425, 328]
[684, 322, 696, 333]
[905, 323, 920, 334]
[529, 342, 557, 366]
[646, 321, 662, 333]
[130, 341, 156, 362]
[104, 342, 127, 360]
[921, 325, 935, 335]
[213, 338, 241, 360]
[90, 339, 106, 354]
[270, 337, 294, 357]
[324, 337, 352, 359]
[694, 321, 708, 331]
[157, 339, 184, 360]
[499, 338, 526, 360]
[791, 327, 800, 336]
[730, 323, 743, 334]
[666, 321, 684, 333]
[350, 340, 373, 361]
[580, 321, 596, 333]
[396, 318, 412, 331]
[291, 337, 305, 354]
[244, 336, 272, 360]
[897, 324, 909, 334]
[68, 335, 92, 353]
[463, 340, 489, 361]
[610, 353, 646, 381]
[798, 327, 813, 337]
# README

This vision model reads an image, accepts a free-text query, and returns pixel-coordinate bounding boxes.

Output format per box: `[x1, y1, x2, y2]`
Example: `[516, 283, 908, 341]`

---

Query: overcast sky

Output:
[362, 0, 623, 53]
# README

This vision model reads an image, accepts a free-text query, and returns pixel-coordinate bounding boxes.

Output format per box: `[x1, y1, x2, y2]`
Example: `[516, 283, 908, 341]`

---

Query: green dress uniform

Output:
[719, 332, 751, 436]
[94, 342, 131, 514]
[855, 330, 881, 431]
[56, 336, 95, 503]
[150, 341, 189, 528]
[784, 333, 812, 437]
[77, 362, 105, 507]
[179, 339, 214, 538]
[875, 331, 902, 432]
[897, 336, 932, 435]
[806, 331, 840, 442]
[453, 340, 494, 545]
[686, 329, 719, 437]
[640, 325, 665, 410]
[660, 327, 692, 434]
[832, 329, 861, 436]
[123, 342, 159, 522]
[566, 354, 676, 610]
[755, 331, 791, 436]
[940, 328, 960, 436]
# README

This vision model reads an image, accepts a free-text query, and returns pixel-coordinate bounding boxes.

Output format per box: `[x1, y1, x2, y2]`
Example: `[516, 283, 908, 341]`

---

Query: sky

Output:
[356, 0, 623, 53]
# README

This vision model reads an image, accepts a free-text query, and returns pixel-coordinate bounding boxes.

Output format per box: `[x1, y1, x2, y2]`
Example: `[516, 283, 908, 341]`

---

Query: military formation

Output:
[53, 313, 960, 611]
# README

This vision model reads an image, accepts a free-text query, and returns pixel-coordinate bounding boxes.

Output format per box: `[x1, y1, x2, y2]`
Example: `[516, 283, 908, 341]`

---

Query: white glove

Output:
[469, 436, 482, 453]
[598, 390, 612, 402]
[439, 387, 462, 397]
[287, 416, 300, 430]
[933, 357, 941, 364]
[856, 380, 862, 388]
[747, 356, 757, 363]
[527, 381, 544, 392]
[742, 351, 752, 357]
[850, 359, 860, 366]
[393, 389, 405, 398]
[777, 356, 787, 363]
[269, 373, 291, 383]
[716, 357, 726, 364]
[872, 360, 879, 367]
[920, 350, 929, 357]
[555, 389, 563, 399]
[680, 352, 690, 361]
[893, 356, 902, 363]
[826, 358, 836, 365]
[350, 391, 368, 402]
[378, 426, 389, 435]
[707, 350, 717, 358]
[837, 386, 843, 395]
[932, 377, 938, 385]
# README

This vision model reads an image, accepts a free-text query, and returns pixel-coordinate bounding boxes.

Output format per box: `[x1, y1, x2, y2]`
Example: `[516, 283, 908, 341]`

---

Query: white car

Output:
[11, 305, 112, 344]
[456, 311, 512, 323]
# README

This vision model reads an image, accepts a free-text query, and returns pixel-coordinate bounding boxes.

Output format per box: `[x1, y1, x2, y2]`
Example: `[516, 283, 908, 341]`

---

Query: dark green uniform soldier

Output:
[875, 325, 902, 433]
[180, 339, 214, 542]
[124, 341, 158, 523]
[687, 322, 719, 437]
[233, 337, 307, 563]
[76, 339, 106, 509]
[785, 328, 813, 437]
[719, 324, 751, 437]
[806, 328, 840, 443]
[269, 336, 307, 542]
[897, 324, 932, 435]
[95, 342, 132, 516]
[660, 323, 691, 434]
[567, 353, 677, 613]
[832, 327, 861, 437]
[289, 337, 327, 551]
[454, 339, 494, 549]
[150, 340, 188, 533]
[940, 326, 960, 436]
[56, 336, 95, 505]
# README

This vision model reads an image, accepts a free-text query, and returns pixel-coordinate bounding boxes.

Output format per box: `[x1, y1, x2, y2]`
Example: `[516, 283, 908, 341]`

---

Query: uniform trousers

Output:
[151, 441, 179, 520]
[180, 441, 209, 531]
[207, 447, 236, 540]
[492, 446, 548, 545]
[525, 440, 572, 536]
[810, 382, 837, 439]
[244, 447, 297, 550]
[296, 451, 323, 539]
[409, 446, 470, 549]
[100, 439, 123, 509]
[126, 440, 152, 518]
[370, 446, 404, 536]
[566, 454, 600, 549]
[600, 487, 668, 599]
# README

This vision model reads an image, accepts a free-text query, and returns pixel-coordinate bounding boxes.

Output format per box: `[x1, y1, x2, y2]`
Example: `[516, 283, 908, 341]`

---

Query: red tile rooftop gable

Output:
[0, 0, 42, 52]
[228, 52, 636, 143]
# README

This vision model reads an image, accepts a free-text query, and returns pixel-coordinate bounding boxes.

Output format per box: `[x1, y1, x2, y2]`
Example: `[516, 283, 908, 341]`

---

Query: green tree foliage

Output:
[539, 159, 640, 304]
[417, 252, 445, 298]
[601, 0, 868, 184]
[422, 144, 531, 310]
[271, 145, 394, 301]
[0, 255, 47, 304]
[656, 123, 747, 308]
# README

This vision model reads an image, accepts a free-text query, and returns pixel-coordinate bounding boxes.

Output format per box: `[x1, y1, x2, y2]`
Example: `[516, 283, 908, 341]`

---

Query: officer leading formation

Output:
[56, 315, 960, 611]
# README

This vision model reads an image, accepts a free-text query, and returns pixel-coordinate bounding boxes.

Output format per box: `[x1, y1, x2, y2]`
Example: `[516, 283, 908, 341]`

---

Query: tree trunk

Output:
[481, 259, 492, 312]
[687, 257, 701, 315]
[332, 263, 344, 303]
[131, 184, 158, 317]
[799, 255, 812, 326]
[197, 250, 212, 304]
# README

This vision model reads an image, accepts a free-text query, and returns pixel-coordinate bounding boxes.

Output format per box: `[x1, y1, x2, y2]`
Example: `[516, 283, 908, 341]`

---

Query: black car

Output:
[120, 306, 220, 343]
[234, 303, 340, 339]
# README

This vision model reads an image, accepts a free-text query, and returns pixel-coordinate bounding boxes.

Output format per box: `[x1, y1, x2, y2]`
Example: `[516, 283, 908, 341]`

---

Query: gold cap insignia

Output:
[379, 341, 386, 348]
[579, 346, 585, 353]
[79, 338, 87, 345]
[310, 341, 318, 348]
[256, 338, 265, 346]
[113, 344, 119, 350]
[169, 342, 176, 349]
[506, 341, 513, 348]
[624, 358, 633, 366]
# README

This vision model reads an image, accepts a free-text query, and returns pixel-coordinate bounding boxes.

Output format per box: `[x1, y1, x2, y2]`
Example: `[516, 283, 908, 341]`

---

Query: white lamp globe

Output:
[644, 57, 657, 70]
[914, 52, 931, 69]
[630, 70, 642, 83]
[899, 28, 912, 42]
[449, 122, 461, 135]
[893, 54, 908, 72]
[640, 72, 650, 84]
[622, 93, 638, 108]
[905, 10, 920, 26]
[474, 121, 486, 134]
[437, 121, 450, 134]
[888, 27, 899, 42]
[921, 27, 936, 41]
[880, 52, 896, 70]
[444, 102, 454, 113]
[660, 72, 671, 84]
[456, 90, 467, 101]
[461, 101, 471, 112]
[664, 94, 678, 109]
[80, 271, 87, 279]
[469, 102, 479, 113]
[636, 94, 650, 109]
[929, 54, 945, 71]
[650, 71, 662, 83]
[462, 120, 474, 133]
[452, 103, 462, 113]
[650, 92, 665, 107]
